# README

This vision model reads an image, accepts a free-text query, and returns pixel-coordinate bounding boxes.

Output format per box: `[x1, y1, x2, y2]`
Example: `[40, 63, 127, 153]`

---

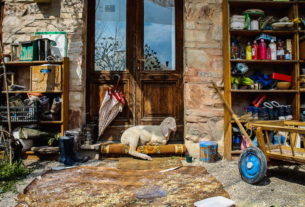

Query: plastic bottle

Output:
[277, 39, 285, 60]
[246, 42, 252, 60]
[231, 42, 239, 59]
[259, 39, 267, 60]
[252, 40, 259, 60]
[269, 39, 277, 60]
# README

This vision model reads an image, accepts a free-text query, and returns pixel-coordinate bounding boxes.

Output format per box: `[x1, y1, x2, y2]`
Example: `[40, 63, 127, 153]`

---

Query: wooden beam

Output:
[266, 152, 305, 165]
[256, 127, 269, 162]
[212, 82, 254, 148]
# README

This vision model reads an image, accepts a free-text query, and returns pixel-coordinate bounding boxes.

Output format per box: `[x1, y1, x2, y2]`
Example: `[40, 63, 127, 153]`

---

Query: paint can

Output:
[199, 141, 218, 163]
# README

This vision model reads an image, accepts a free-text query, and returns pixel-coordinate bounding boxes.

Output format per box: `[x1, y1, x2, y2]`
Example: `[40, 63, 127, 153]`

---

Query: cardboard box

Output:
[31, 65, 61, 91]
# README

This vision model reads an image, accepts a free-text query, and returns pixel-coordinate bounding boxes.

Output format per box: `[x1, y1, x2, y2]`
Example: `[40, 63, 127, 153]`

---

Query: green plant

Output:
[0, 161, 31, 194]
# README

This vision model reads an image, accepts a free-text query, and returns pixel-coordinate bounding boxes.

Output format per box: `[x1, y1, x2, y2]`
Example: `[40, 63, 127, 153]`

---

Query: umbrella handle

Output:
[112, 74, 121, 90]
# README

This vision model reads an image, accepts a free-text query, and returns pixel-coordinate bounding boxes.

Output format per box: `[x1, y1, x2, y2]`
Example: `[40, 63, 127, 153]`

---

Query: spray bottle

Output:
[269, 39, 277, 60]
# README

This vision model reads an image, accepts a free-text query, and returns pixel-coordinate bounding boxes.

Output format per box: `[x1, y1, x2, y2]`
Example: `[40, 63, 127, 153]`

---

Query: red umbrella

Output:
[98, 75, 125, 137]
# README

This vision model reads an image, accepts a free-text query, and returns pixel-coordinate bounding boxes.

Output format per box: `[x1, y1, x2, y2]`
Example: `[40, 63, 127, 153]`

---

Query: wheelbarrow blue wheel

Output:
[238, 147, 267, 184]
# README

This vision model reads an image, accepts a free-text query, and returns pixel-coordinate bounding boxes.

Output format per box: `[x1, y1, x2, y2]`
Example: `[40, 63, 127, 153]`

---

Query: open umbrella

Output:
[98, 74, 125, 137]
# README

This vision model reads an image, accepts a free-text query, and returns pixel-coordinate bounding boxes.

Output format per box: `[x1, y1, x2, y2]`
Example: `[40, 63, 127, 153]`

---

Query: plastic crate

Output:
[0, 104, 38, 123]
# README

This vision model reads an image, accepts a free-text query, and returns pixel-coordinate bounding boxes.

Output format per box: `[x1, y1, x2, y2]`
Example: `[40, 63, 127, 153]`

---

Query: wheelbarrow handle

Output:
[211, 82, 254, 147]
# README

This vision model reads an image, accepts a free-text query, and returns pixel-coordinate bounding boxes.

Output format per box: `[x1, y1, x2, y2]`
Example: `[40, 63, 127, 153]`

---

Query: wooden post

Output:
[276, 131, 283, 155]
[0, 41, 13, 165]
[264, 130, 271, 153]
[256, 127, 269, 162]
[288, 132, 295, 157]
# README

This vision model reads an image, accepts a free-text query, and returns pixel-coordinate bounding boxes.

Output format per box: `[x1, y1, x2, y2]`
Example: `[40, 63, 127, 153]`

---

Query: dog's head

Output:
[161, 117, 176, 138]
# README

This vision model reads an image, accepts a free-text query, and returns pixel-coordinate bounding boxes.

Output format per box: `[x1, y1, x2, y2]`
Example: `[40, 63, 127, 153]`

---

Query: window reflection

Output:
[95, 0, 126, 71]
[144, 0, 175, 71]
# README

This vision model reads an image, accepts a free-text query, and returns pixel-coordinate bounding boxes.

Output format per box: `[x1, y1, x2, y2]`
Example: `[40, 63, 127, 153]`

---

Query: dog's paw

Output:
[143, 155, 152, 161]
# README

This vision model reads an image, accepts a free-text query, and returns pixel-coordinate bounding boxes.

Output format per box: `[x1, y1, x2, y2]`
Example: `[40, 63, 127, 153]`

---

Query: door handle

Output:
[149, 75, 169, 80]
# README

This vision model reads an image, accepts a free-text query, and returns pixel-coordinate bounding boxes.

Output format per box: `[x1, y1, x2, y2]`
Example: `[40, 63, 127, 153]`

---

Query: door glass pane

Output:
[95, 0, 126, 71]
[144, 0, 175, 71]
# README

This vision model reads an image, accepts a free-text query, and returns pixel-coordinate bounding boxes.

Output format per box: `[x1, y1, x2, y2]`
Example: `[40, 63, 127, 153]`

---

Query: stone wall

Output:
[2, 0, 225, 158]
[2, 0, 86, 129]
[184, 0, 224, 159]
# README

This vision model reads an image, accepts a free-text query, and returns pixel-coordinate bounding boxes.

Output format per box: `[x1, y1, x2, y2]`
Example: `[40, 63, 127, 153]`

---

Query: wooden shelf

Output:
[1, 91, 62, 94]
[2, 60, 63, 66]
[223, 0, 302, 160]
[230, 59, 297, 64]
[230, 30, 297, 36]
[229, 0, 296, 8]
[231, 89, 298, 93]
[39, 121, 63, 124]
[298, 1, 305, 7]
[0, 57, 69, 136]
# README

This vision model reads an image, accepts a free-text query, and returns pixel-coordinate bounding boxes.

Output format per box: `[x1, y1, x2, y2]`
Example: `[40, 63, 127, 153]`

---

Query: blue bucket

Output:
[200, 141, 218, 162]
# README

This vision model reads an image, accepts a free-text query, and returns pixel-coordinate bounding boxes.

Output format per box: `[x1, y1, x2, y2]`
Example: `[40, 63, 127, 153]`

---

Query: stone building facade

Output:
[2, 0, 224, 159]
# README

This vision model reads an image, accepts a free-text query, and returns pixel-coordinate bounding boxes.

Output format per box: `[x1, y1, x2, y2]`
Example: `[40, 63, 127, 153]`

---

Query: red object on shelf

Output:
[269, 72, 291, 82]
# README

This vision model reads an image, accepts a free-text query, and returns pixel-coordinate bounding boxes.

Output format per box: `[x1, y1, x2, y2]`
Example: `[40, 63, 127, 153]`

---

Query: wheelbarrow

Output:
[240, 121, 305, 184]
[211, 82, 305, 184]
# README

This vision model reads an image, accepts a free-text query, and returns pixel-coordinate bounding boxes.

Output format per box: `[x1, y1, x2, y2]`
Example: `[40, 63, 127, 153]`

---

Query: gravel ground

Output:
[0, 158, 304, 207]
[202, 160, 305, 207]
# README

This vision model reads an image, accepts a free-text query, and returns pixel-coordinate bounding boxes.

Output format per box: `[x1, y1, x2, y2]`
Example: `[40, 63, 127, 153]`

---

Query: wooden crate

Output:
[20, 41, 37, 61]
[31, 65, 61, 91]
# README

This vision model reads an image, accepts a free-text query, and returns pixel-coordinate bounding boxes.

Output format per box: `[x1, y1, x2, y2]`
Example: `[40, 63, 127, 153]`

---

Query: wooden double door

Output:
[87, 0, 183, 142]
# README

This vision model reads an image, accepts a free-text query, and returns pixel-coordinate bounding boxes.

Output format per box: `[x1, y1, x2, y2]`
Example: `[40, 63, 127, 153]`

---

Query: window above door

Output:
[95, 0, 127, 71]
[93, 0, 178, 72]
[144, 0, 176, 71]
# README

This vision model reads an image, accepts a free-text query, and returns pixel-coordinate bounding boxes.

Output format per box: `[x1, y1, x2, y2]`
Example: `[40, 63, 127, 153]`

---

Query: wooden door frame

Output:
[86, 0, 137, 124]
[135, 0, 184, 139]
[86, 0, 184, 129]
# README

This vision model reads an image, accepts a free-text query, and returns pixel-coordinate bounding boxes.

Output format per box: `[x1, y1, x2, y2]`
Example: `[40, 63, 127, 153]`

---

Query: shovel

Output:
[211, 82, 254, 147]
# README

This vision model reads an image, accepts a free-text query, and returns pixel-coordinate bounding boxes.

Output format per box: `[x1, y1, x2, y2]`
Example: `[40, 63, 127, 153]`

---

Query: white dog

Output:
[121, 117, 176, 160]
